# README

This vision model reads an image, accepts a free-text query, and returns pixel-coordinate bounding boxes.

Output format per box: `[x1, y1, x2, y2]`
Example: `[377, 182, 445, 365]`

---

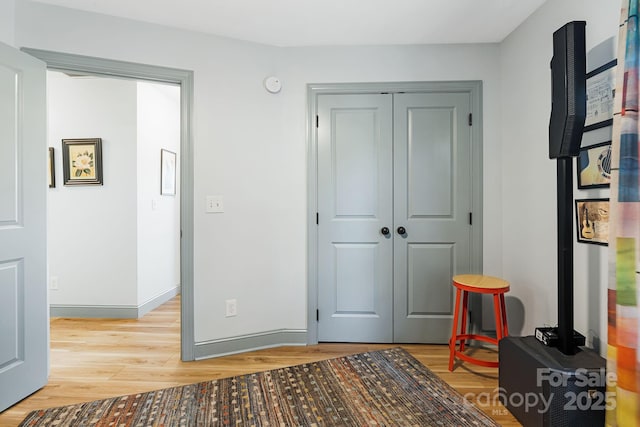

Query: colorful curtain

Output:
[608, 1, 640, 425]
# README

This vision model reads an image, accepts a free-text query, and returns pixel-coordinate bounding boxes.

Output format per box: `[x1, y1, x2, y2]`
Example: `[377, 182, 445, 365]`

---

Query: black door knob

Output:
[381, 227, 390, 236]
[397, 226, 406, 235]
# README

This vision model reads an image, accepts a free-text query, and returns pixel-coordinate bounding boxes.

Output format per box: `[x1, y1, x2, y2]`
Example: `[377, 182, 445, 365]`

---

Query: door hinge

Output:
[468, 113, 473, 126]
[316, 115, 319, 128]
[469, 212, 473, 225]
[316, 309, 319, 322]
[316, 212, 319, 225]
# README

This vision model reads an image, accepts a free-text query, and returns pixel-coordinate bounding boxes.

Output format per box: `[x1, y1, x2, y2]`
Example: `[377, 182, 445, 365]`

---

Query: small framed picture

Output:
[62, 138, 103, 186]
[161, 149, 177, 195]
[576, 141, 611, 189]
[584, 60, 616, 132]
[575, 198, 609, 245]
[48, 147, 55, 188]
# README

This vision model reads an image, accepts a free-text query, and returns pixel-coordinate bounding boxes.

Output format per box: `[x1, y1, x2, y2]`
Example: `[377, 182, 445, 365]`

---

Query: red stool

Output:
[448, 274, 510, 371]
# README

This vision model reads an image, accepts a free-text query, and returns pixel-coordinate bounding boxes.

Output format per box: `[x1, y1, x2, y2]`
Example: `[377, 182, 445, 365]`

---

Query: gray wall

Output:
[500, 0, 618, 352]
[47, 72, 138, 308]
[11, 0, 621, 355]
[0, 0, 15, 46]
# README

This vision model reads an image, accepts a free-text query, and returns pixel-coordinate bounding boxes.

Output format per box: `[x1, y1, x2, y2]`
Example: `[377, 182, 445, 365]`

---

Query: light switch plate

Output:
[206, 195, 224, 213]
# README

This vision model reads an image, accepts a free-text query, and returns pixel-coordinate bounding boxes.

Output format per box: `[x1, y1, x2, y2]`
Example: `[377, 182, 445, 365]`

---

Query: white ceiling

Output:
[31, 0, 547, 47]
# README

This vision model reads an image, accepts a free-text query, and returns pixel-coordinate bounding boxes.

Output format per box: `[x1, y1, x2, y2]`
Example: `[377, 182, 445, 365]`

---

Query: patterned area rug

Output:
[19, 347, 498, 426]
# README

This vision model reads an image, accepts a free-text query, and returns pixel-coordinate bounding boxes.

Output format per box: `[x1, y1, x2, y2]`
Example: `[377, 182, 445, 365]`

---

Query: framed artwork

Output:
[48, 147, 55, 188]
[62, 138, 103, 186]
[584, 59, 616, 132]
[576, 141, 612, 189]
[575, 198, 609, 245]
[161, 149, 177, 195]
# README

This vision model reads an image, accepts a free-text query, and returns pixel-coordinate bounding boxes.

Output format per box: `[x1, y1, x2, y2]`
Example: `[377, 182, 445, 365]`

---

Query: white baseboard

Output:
[50, 285, 180, 318]
[194, 329, 307, 360]
[138, 285, 181, 317]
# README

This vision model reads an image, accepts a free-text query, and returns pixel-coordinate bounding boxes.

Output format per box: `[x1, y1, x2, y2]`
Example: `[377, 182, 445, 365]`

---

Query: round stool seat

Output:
[453, 274, 510, 293]
[449, 274, 510, 371]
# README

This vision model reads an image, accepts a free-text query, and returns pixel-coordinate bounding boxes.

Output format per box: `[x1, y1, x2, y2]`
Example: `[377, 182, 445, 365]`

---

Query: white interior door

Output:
[392, 92, 472, 343]
[0, 43, 48, 411]
[317, 93, 393, 342]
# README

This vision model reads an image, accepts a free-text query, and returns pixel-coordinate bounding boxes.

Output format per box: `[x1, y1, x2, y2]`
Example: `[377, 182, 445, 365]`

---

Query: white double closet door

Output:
[316, 90, 475, 343]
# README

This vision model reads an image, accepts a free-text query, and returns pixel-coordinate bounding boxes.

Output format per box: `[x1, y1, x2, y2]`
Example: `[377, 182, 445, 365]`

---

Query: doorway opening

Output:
[47, 69, 181, 317]
[23, 48, 195, 361]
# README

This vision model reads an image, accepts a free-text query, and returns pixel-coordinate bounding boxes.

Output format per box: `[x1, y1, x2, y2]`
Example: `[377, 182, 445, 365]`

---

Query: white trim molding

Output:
[194, 329, 307, 360]
[21, 47, 196, 361]
[50, 286, 180, 318]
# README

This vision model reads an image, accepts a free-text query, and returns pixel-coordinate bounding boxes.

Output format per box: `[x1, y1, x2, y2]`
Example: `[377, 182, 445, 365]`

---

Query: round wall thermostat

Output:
[264, 76, 282, 93]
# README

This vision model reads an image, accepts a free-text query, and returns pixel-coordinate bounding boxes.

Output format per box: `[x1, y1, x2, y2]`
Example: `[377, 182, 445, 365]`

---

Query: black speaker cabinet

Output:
[499, 336, 606, 426]
[549, 21, 586, 159]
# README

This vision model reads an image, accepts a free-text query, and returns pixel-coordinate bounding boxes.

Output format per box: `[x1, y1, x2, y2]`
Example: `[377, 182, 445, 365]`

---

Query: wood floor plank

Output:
[0, 296, 521, 426]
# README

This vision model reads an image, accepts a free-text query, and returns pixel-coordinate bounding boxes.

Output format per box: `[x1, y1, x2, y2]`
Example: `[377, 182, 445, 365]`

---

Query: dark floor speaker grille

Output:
[499, 336, 606, 427]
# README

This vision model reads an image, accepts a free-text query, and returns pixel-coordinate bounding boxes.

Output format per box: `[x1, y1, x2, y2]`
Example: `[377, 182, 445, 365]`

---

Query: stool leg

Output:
[459, 290, 469, 352]
[493, 293, 503, 341]
[449, 287, 462, 371]
[500, 293, 508, 337]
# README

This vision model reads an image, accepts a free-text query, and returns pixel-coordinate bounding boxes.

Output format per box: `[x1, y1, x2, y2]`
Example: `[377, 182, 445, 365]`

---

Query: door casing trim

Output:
[306, 81, 483, 344]
[21, 47, 196, 361]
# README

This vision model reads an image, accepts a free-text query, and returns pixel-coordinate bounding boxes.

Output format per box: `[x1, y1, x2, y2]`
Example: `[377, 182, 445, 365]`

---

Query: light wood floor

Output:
[0, 296, 520, 426]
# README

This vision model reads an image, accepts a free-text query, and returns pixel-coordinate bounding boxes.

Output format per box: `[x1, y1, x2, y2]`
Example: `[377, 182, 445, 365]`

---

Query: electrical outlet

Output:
[206, 195, 224, 213]
[225, 299, 237, 317]
[50, 276, 59, 290]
